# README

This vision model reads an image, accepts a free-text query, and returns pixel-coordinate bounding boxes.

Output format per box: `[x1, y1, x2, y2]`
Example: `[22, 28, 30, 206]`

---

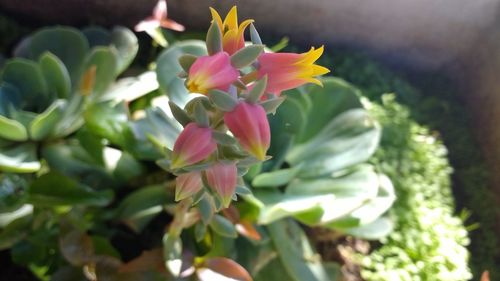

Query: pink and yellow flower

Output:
[205, 162, 238, 208]
[256, 46, 330, 95]
[171, 123, 217, 169]
[224, 102, 270, 160]
[186, 52, 239, 95]
[210, 6, 254, 55]
[175, 171, 203, 201]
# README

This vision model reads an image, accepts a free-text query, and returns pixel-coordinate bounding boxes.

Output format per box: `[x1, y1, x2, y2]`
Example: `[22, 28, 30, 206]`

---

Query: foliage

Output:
[360, 95, 471, 280]
[0, 9, 394, 281]
[329, 49, 499, 280]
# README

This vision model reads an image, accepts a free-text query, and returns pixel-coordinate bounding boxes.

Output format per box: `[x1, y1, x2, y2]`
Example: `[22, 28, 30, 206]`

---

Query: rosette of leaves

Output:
[0, 26, 138, 173]
[246, 78, 395, 239]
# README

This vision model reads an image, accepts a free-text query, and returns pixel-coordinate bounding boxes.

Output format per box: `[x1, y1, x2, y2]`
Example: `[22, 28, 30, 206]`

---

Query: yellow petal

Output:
[209, 7, 223, 30]
[224, 6, 239, 31]
[238, 19, 254, 38]
[298, 46, 324, 65]
[302, 77, 324, 87]
[311, 64, 330, 76]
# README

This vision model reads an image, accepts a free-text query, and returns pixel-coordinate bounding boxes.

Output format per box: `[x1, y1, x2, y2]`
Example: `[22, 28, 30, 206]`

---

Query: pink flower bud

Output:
[205, 162, 238, 208]
[186, 52, 239, 95]
[171, 123, 217, 169]
[256, 46, 330, 95]
[224, 102, 270, 160]
[175, 171, 203, 201]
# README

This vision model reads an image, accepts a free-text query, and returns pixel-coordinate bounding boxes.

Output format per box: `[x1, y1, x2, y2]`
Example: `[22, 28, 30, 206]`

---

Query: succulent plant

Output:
[0, 26, 138, 173]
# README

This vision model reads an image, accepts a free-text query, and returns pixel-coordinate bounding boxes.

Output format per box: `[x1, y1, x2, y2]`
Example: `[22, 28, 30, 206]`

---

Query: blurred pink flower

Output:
[135, 0, 185, 33]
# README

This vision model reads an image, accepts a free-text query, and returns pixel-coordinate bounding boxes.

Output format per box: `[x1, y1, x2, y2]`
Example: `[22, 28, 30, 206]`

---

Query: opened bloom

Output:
[175, 171, 203, 201]
[205, 162, 238, 208]
[210, 6, 254, 55]
[186, 52, 239, 95]
[256, 46, 330, 95]
[224, 102, 270, 160]
[171, 123, 217, 169]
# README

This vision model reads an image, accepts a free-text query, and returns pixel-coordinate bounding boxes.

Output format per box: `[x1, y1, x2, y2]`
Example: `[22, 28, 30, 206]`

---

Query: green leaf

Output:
[209, 215, 238, 238]
[115, 185, 170, 233]
[249, 23, 263, 45]
[287, 109, 381, 177]
[163, 233, 183, 277]
[296, 78, 363, 143]
[0, 204, 32, 228]
[266, 220, 331, 281]
[260, 97, 285, 115]
[212, 131, 237, 146]
[30, 99, 66, 140]
[38, 52, 71, 99]
[84, 101, 129, 146]
[209, 89, 238, 111]
[15, 26, 89, 84]
[110, 26, 139, 75]
[83, 47, 118, 97]
[0, 143, 41, 173]
[206, 23, 223, 55]
[0, 115, 28, 141]
[156, 40, 207, 107]
[52, 94, 85, 138]
[178, 54, 197, 72]
[230, 45, 264, 68]
[27, 172, 113, 206]
[334, 217, 393, 240]
[99, 71, 159, 102]
[0, 174, 29, 214]
[246, 76, 268, 103]
[0, 214, 32, 250]
[193, 102, 209, 127]
[1, 59, 49, 110]
[252, 166, 301, 188]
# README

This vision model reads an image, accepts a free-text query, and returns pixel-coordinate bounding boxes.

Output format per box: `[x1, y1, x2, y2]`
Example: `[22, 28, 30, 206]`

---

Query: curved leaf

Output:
[110, 26, 139, 75]
[30, 99, 66, 140]
[27, 172, 113, 206]
[1, 59, 48, 110]
[15, 26, 89, 84]
[0, 143, 41, 173]
[0, 115, 28, 141]
[39, 52, 71, 99]
[83, 47, 118, 97]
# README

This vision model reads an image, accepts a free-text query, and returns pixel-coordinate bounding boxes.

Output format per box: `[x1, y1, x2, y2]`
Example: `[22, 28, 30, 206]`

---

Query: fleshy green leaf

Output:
[27, 172, 113, 206]
[83, 47, 118, 97]
[246, 76, 268, 103]
[252, 166, 301, 188]
[0, 143, 41, 173]
[38, 52, 71, 99]
[0, 115, 28, 141]
[230, 45, 264, 68]
[209, 89, 238, 111]
[30, 99, 66, 140]
[15, 26, 89, 84]
[206, 23, 223, 55]
[110, 26, 139, 75]
[178, 54, 197, 72]
[209, 215, 238, 238]
[1, 59, 49, 110]
[115, 185, 170, 233]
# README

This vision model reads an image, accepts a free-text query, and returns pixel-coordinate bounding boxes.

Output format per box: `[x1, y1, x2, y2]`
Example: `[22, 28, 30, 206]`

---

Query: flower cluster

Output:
[168, 6, 329, 209]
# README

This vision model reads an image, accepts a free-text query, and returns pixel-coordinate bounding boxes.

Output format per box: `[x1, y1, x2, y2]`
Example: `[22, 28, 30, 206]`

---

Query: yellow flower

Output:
[209, 6, 254, 55]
